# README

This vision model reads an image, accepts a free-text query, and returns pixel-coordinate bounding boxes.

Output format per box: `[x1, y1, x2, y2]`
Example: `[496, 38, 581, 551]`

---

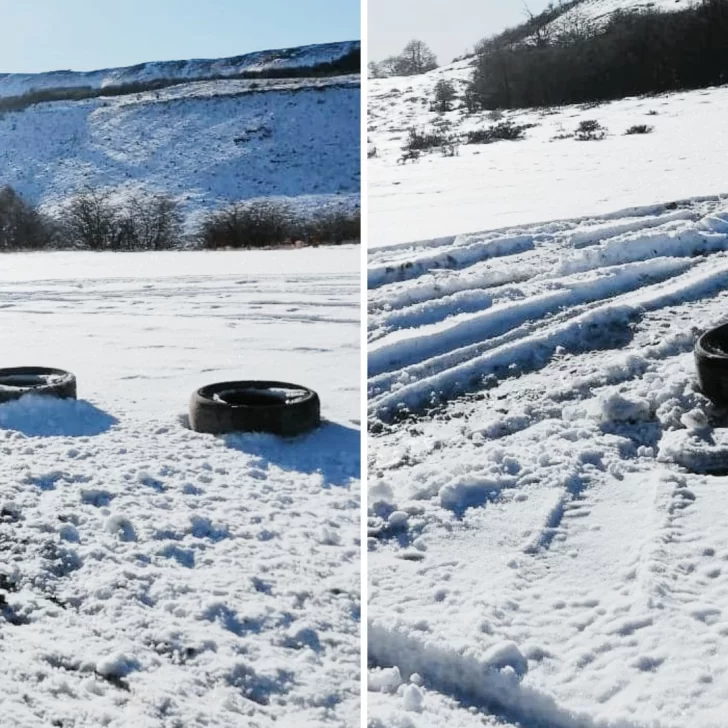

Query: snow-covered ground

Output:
[0, 248, 360, 727]
[367, 193, 728, 726]
[548, 0, 693, 32]
[0, 41, 359, 100]
[368, 68, 728, 247]
[2, 72, 359, 230]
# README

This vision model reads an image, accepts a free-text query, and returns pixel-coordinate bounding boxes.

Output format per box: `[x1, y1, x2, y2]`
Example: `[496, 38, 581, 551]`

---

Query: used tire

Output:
[695, 323, 728, 405]
[189, 380, 321, 436]
[0, 367, 77, 404]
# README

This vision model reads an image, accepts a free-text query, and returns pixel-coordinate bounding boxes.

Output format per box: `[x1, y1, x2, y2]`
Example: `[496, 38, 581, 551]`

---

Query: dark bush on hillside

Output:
[0, 187, 357, 253]
[466, 120, 528, 144]
[625, 124, 654, 135]
[297, 208, 361, 245]
[575, 119, 607, 141]
[60, 189, 119, 250]
[118, 193, 183, 250]
[0, 186, 54, 251]
[199, 200, 294, 249]
[57, 189, 181, 251]
[403, 127, 449, 152]
[199, 200, 360, 249]
[468, 0, 728, 110]
[432, 79, 457, 112]
[403, 117, 461, 155]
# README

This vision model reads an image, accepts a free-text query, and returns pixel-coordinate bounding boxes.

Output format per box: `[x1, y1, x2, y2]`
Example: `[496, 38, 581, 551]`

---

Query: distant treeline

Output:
[0, 186, 360, 252]
[467, 0, 728, 109]
[0, 47, 360, 113]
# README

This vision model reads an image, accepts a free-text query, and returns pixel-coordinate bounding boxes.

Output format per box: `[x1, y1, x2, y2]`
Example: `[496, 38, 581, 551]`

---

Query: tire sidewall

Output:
[189, 381, 321, 436]
[0, 367, 77, 404]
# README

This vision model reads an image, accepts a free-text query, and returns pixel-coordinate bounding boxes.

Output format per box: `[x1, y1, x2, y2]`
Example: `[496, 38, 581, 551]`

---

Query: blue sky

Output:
[0, 0, 360, 73]
[369, 0, 553, 65]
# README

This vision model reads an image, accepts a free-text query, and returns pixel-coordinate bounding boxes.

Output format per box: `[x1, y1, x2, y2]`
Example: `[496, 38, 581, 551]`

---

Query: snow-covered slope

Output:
[1, 47, 360, 229]
[0, 247, 360, 727]
[0, 41, 358, 100]
[549, 0, 693, 30]
[368, 71, 728, 246]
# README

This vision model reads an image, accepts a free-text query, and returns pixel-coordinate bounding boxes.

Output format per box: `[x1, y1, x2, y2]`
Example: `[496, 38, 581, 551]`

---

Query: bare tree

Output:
[368, 61, 385, 79]
[121, 193, 182, 250]
[378, 55, 408, 76]
[554, 9, 596, 46]
[400, 39, 438, 75]
[62, 189, 118, 251]
[523, 3, 554, 47]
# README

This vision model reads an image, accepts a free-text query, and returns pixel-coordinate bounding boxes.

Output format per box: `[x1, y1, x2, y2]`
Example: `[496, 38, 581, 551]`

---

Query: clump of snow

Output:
[104, 514, 137, 542]
[402, 683, 424, 712]
[95, 653, 140, 678]
[388, 510, 409, 527]
[697, 204, 728, 234]
[595, 391, 652, 423]
[370, 479, 395, 505]
[482, 641, 528, 677]
[369, 666, 403, 693]
[318, 526, 343, 546]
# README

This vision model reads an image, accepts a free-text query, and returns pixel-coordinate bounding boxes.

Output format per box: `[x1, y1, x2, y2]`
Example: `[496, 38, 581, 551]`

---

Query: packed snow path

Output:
[368, 199, 728, 727]
[0, 249, 360, 728]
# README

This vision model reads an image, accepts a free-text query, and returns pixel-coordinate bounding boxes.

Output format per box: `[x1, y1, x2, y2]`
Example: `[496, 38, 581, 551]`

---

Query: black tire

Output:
[695, 323, 728, 405]
[0, 367, 77, 404]
[189, 380, 321, 436]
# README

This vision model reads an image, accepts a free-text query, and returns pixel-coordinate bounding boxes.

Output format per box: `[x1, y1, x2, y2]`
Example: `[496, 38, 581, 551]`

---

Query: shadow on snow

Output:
[0, 395, 118, 437]
[224, 420, 360, 488]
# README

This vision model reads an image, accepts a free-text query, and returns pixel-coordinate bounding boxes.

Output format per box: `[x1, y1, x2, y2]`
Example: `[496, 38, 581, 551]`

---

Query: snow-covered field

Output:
[0, 248, 360, 727]
[367, 195, 728, 727]
[368, 66, 728, 247]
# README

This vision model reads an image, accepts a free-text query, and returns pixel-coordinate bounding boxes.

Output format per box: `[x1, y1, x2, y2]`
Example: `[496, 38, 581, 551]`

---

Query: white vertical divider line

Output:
[359, 2, 369, 725]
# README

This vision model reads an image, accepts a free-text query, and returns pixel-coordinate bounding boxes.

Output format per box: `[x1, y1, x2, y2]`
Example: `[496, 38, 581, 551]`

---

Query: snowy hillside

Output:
[0, 247, 360, 727]
[368, 196, 728, 727]
[368, 72, 728, 246]
[1, 48, 360, 230]
[547, 0, 693, 29]
[0, 41, 359, 100]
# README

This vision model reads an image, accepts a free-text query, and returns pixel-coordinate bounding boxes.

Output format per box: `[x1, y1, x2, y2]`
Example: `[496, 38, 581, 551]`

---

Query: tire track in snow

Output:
[368, 250, 541, 319]
[369, 257, 691, 377]
[366, 196, 720, 265]
[368, 234, 535, 289]
[368, 202, 728, 421]
[368, 208, 702, 319]
[368, 623, 665, 728]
